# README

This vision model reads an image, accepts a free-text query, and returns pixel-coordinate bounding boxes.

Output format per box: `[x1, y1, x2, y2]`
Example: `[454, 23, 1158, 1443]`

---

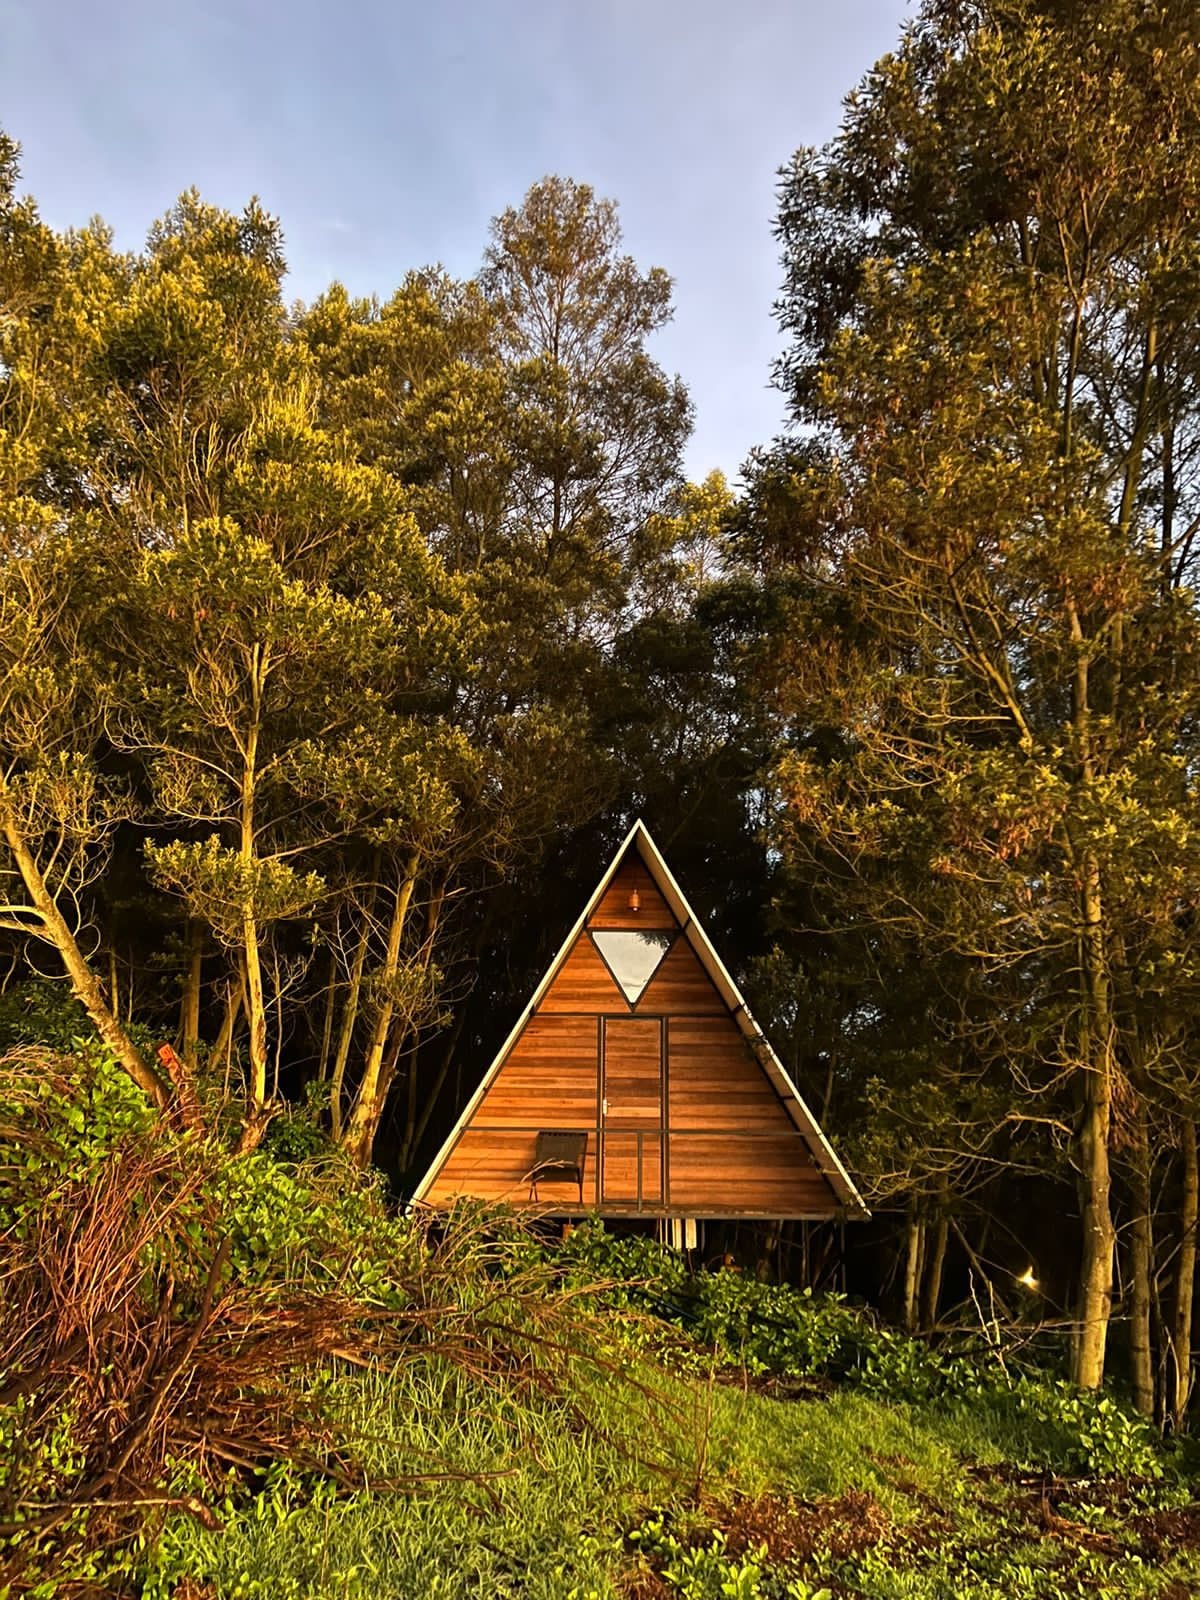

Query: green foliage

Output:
[0, 1398, 99, 1594]
[558, 1218, 690, 1296]
[730, 0, 1200, 1400]
[546, 1222, 1171, 1484]
[630, 1517, 782, 1600]
[0, 979, 93, 1053]
[261, 1083, 335, 1165]
[969, 1385, 1166, 1482]
[686, 1273, 859, 1381]
[1, 1086, 1193, 1600]
[207, 1146, 414, 1297]
[1, 1060, 682, 1595]
[146, 836, 326, 938]
[139, 1365, 638, 1600]
[0, 1046, 156, 1230]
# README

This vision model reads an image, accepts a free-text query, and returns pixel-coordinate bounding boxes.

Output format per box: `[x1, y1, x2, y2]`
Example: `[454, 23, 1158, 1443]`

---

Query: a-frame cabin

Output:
[413, 822, 868, 1222]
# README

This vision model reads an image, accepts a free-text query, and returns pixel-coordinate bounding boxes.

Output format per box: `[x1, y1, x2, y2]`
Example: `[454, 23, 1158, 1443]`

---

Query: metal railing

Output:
[502, 1124, 797, 1212]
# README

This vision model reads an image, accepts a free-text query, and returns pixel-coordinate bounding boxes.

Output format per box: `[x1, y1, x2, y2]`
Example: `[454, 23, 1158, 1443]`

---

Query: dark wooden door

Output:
[601, 1017, 664, 1205]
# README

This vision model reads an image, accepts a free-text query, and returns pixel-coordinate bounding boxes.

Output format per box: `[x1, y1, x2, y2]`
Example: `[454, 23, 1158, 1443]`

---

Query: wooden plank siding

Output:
[668, 1134, 835, 1213]
[424, 1127, 580, 1205]
[420, 847, 851, 1218]
[539, 934, 625, 1013]
[589, 860, 677, 929]
[639, 938, 725, 1014]
[667, 1016, 791, 1130]
[426, 1013, 599, 1205]
[472, 1015, 598, 1126]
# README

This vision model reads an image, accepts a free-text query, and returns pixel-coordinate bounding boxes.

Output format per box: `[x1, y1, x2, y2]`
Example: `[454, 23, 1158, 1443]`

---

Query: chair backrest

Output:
[534, 1129, 587, 1169]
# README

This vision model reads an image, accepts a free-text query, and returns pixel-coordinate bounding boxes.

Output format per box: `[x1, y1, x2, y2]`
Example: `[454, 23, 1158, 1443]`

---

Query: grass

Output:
[143, 1359, 662, 1599]
[5, 1049, 1197, 1599]
[703, 1383, 974, 1509]
[139, 1357, 1200, 1600]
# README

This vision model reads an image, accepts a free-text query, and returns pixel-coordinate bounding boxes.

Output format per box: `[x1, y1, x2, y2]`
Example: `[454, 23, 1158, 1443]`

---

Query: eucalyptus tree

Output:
[744, 0, 1200, 1391]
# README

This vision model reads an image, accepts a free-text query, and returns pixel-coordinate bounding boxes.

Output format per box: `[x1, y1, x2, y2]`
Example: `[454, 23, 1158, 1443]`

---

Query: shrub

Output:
[1002, 1383, 1166, 1479]
[0, 980, 95, 1053]
[540, 1220, 1174, 1484]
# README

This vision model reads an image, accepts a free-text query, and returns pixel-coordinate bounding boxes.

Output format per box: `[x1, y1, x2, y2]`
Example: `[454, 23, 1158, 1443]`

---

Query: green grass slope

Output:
[145, 1357, 1200, 1600]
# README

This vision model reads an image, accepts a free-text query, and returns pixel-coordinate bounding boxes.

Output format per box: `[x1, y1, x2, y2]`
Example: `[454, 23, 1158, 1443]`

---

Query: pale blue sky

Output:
[0, 0, 910, 481]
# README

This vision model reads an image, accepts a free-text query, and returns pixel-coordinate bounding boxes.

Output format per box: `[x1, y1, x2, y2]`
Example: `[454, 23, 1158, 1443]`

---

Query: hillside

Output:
[3, 1047, 1199, 1600]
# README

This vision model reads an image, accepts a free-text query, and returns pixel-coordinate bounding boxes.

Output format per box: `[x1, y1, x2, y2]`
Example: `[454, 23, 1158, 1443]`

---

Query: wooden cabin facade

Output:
[412, 822, 867, 1222]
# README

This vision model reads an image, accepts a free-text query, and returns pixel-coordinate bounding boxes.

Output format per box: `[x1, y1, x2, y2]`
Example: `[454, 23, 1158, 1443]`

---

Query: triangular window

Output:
[592, 930, 673, 1004]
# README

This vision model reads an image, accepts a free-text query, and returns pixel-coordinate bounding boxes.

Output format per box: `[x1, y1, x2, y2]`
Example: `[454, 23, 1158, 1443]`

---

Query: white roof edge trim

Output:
[628, 822, 869, 1220]
[410, 820, 643, 1202]
[412, 818, 870, 1220]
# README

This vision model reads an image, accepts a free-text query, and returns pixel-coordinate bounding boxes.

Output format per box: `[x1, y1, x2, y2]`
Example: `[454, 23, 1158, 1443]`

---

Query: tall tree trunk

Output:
[178, 918, 204, 1070]
[341, 852, 419, 1165]
[1073, 846, 1117, 1389]
[1, 803, 166, 1107]
[242, 914, 267, 1108]
[1075, 1048, 1115, 1388]
[1065, 588, 1118, 1390]
[240, 649, 268, 1112]
[399, 881, 449, 1168]
[330, 866, 378, 1141]
[1171, 1118, 1198, 1431]
[922, 1208, 949, 1333]
[903, 1205, 924, 1334]
[211, 979, 242, 1075]
[316, 945, 337, 1083]
[1128, 1100, 1156, 1416]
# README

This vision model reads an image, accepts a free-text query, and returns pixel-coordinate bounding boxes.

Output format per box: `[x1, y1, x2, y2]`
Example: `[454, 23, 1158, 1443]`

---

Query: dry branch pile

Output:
[0, 1049, 636, 1595]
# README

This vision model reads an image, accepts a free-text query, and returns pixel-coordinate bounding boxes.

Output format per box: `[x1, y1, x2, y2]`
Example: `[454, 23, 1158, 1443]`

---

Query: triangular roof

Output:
[413, 820, 868, 1218]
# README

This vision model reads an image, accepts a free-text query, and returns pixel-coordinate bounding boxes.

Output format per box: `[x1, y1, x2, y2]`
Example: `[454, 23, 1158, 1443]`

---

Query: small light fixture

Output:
[628, 888, 640, 913]
[1016, 1265, 1038, 1291]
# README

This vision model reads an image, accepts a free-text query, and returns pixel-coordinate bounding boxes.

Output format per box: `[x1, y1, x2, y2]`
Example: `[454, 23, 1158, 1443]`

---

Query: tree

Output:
[481, 176, 692, 630]
[743, 0, 1200, 1390]
[0, 138, 168, 1104]
[295, 180, 698, 1168]
[82, 199, 470, 1128]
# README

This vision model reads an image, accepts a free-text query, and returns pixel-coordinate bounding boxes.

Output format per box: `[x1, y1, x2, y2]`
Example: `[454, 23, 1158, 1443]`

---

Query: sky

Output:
[0, 0, 911, 484]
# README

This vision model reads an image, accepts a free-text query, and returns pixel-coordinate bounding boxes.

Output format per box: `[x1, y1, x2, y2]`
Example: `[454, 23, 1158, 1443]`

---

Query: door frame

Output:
[599, 1014, 667, 1207]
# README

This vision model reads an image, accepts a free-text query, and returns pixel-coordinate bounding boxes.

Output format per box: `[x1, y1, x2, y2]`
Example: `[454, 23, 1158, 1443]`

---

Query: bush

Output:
[261, 1081, 336, 1166]
[547, 1223, 883, 1382]
[1000, 1383, 1166, 1479]
[0, 980, 94, 1053]
[539, 1219, 1174, 1484]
